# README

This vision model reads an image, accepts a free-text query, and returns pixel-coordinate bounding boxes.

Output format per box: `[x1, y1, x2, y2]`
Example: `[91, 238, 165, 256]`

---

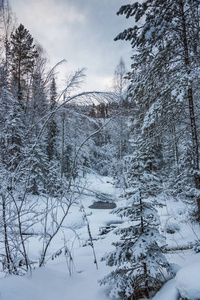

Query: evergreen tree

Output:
[9, 23, 38, 105]
[46, 77, 58, 161]
[30, 71, 48, 121]
[115, 0, 200, 216]
[0, 86, 32, 273]
[101, 145, 172, 299]
[0, 87, 25, 173]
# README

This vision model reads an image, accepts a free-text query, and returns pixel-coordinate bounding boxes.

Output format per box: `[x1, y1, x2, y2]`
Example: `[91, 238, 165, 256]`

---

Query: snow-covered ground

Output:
[0, 174, 200, 300]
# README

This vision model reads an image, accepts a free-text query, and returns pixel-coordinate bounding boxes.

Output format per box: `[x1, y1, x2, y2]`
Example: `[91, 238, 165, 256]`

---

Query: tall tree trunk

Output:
[140, 195, 149, 297]
[143, 262, 149, 298]
[18, 58, 22, 102]
[180, 0, 200, 217]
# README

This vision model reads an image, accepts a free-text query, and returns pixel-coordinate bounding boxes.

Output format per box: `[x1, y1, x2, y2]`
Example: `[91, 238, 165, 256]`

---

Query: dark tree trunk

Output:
[140, 195, 149, 297]
[180, 0, 200, 217]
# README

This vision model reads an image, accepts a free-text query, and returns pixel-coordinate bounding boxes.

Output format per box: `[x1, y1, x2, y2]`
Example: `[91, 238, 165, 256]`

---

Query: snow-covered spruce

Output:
[100, 152, 173, 299]
[100, 197, 172, 299]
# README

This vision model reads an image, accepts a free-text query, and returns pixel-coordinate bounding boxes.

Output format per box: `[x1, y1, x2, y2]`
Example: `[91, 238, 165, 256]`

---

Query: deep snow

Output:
[0, 174, 200, 300]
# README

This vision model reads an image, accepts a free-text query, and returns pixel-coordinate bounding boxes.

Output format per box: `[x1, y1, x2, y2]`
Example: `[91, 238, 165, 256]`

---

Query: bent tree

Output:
[115, 0, 200, 215]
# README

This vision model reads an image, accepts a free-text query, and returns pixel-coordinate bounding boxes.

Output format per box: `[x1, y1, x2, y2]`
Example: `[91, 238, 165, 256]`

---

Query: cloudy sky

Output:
[9, 0, 133, 91]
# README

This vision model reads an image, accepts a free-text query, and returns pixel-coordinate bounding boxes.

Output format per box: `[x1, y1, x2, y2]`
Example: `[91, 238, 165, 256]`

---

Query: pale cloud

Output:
[11, 0, 86, 25]
[9, 0, 133, 91]
[10, 0, 86, 41]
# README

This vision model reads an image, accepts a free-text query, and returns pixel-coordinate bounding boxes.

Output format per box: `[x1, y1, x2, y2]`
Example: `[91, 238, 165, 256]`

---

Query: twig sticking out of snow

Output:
[80, 201, 98, 270]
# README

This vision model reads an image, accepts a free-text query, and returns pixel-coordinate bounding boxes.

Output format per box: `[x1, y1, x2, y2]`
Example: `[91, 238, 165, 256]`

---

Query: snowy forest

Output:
[1, 0, 200, 299]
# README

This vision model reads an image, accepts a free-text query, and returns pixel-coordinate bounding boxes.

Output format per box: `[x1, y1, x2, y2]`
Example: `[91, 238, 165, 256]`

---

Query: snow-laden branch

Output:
[67, 112, 120, 190]
[27, 90, 117, 151]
